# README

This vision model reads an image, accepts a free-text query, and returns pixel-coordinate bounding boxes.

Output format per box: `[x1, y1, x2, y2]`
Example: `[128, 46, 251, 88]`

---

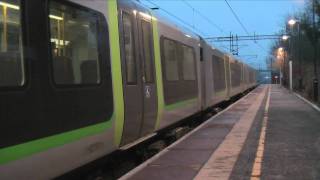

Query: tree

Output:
[269, 0, 320, 102]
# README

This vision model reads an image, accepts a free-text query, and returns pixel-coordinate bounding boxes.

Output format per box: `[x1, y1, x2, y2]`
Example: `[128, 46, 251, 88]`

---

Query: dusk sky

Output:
[141, 0, 306, 69]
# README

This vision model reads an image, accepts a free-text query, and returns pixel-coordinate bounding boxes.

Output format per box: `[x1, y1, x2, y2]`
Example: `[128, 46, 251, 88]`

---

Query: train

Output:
[0, 0, 257, 179]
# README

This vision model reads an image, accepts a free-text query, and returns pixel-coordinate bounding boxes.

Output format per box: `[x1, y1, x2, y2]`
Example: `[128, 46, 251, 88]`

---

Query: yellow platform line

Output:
[251, 85, 271, 179]
[194, 86, 268, 180]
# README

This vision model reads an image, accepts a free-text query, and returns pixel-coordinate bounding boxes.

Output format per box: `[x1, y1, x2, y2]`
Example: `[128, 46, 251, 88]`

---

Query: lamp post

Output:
[288, 18, 302, 91]
[312, 0, 318, 102]
[277, 47, 285, 86]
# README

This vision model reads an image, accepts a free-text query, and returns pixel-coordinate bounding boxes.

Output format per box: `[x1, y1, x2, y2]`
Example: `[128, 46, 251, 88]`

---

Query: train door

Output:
[119, 7, 144, 145]
[118, 5, 157, 145]
[136, 11, 158, 137]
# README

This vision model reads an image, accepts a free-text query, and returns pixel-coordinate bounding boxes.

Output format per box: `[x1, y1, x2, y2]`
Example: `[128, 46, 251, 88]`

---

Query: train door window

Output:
[182, 45, 196, 80]
[49, 1, 101, 85]
[122, 12, 137, 84]
[163, 38, 179, 81]
[141, 20, 154, 83]
[0, 0, 25, 87]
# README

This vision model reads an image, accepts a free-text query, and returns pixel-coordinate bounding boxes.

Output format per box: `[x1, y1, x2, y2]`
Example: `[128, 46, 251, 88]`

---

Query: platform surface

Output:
[121, 85, 320, 180]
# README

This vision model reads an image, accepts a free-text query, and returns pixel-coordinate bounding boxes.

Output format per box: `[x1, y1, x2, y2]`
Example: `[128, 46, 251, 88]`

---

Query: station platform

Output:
[120, 85, 320, 180]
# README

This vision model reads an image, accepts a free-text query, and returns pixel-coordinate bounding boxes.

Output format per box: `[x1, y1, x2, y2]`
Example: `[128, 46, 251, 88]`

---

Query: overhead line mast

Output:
[205, 33, 288, 55]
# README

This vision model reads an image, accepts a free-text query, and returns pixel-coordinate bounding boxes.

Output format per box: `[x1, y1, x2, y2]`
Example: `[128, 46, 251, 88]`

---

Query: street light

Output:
[288, 19, 298, 26]
[278, 47, 284, 53]
[276, 47, 292, 89]
[288, 18, 302, 91]
[282, 35, 290, 41]
[277, 47, 285, 86]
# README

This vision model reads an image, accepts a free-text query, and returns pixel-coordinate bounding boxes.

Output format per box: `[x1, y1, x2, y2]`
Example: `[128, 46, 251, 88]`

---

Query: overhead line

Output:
[181, 0, 225, 33]
[144, 0, 268, 63]
[224, 0, 250, 36]
[143, 0, 210, 37]
[223, 0, 269, 54]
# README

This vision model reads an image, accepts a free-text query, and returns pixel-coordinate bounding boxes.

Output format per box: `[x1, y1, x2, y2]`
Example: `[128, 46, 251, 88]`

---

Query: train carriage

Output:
[201, 40, 229, 110]
[0, 0, 117, 179]
[0, 0, 257, 179]
[229, 56, 244, 97]
[155, 14, 201, 130]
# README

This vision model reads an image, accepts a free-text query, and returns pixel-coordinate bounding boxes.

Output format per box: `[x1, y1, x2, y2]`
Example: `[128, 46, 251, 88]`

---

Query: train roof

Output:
[132, 0, 199, 40]
[152, 11, 200, 40]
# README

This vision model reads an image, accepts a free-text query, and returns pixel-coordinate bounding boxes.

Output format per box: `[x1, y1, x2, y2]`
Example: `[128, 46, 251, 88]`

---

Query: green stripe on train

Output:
[152, 15, 165, 130]
[108, 0, 124, 146]
[151, 16, 197, 125]
[0, 120, 113, 164]
[164, 98, 197, 111]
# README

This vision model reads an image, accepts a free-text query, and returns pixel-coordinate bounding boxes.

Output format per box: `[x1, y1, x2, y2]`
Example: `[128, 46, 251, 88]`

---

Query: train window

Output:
[231, 63, 241, 87]
[122, 12, 137, 84]
[163, 39, 179, 81]
[182, 45, 196, 80]
[0, 0, 25, 87]
[141, 20, 154, 83]
[212, 55, 226, 91]
[49, 1, 101, 85]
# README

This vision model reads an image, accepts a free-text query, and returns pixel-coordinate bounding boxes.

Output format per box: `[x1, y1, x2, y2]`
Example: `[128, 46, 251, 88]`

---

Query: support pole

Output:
[298, 23, 302, 91]
[289, 60, 293, 91]
[312, 0, 318, 101]
[280, 65, 282, 86]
